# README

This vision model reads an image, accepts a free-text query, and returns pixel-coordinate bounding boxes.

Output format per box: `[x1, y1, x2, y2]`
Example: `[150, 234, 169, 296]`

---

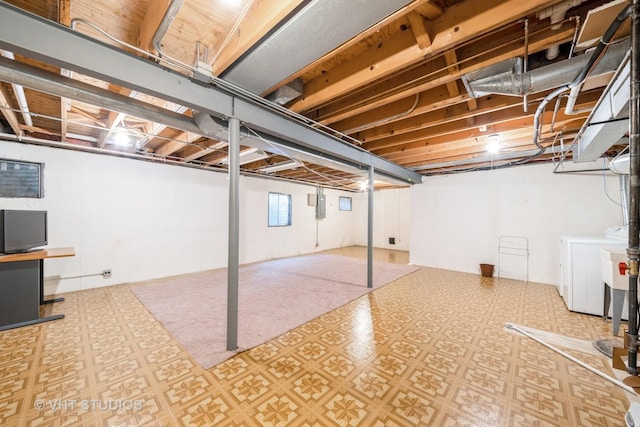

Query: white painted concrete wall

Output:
[353, 187, 411, 251]
[1, 141, 359, 294]
[6, 140, 620, 291]
[410, 162, 624, 285]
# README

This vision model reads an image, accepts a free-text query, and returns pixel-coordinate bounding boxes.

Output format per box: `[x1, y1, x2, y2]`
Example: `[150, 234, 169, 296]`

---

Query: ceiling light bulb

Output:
[112, 129, 131, 147]
[486, 134, 500, 153]
[359, 181, 368, 191]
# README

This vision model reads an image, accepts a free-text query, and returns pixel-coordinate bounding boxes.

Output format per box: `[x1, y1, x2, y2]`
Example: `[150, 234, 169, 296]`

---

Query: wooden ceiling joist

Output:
[310, 24, 576, 125]
[408, 12, 432, 50]
[356, 90, 602, 145]
[0, 84, 22, 136]
[289, 0, 561, 113]
[0, 0, 625, 183]
[212, 0, 307, 76]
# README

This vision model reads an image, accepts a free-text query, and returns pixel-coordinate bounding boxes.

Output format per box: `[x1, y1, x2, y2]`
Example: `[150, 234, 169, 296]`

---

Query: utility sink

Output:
[600, 248, 628, 290]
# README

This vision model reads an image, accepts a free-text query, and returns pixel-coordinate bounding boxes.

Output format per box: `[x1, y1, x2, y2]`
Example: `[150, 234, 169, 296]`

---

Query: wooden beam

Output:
[353, 90, 601, 144]
[331, 85, 469, 134]
[263, 0, 439, 95]
[58, 0, 71, 26]
[19, 125, 60, 136]
[181, 140, 227, 162]
[368, 93, 598, 154]
[69, 105, 107, 127]
[398, 131, 582, 168]
[98, 86, 134, 148]
[377, 109, 590, 161]
[341, 94, 517, 142]
[291, 29, 426, 112]
[312, 24, 575, 125]
[415, 1, 444, 19]
[155, 130, 201, 157]
[212, 0, 306, 76]
[443, 50, 460, 97]
[408, 12, 431, 50]
[289, 0, 558, 113]
[59, 97, 68, 142]
[466, 97, 478, 126]
[0, 84, 22, 136]
[138, 0, 173, 53]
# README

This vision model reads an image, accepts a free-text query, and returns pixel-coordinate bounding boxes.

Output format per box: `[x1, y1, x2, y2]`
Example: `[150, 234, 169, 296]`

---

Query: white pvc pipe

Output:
[0, 49, 33, 127]
[537, 0, 585, 60]
[505, 323, 637, 395]
[564, 83, 593, 115]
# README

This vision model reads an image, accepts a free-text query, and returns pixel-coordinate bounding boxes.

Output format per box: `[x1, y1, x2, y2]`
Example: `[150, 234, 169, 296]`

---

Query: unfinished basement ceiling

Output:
[0, 0, 633, 189]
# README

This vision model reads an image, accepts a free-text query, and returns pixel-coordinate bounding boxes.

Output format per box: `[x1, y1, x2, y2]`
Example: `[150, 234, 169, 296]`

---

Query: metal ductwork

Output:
[266, 78, 303, 105]
[220, 0, 413, 95]
[610, 150, 631, 174]
[573, 51, 631, 162]
[463, 39, 629, 98]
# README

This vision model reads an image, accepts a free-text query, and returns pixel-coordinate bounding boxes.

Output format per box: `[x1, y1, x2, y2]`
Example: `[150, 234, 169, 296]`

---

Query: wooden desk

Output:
[0, 247, 75, 331]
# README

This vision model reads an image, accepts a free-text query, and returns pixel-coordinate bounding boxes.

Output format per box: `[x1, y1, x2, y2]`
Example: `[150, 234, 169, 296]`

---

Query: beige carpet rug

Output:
[131, 253, 419, 368]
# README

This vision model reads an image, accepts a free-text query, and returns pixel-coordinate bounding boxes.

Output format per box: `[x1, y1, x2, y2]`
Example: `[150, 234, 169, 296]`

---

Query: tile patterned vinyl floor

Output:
[0, 248, 634, 426]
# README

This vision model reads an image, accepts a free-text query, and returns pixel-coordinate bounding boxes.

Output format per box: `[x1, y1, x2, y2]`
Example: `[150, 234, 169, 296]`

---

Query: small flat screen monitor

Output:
[0, 210, 48, 254]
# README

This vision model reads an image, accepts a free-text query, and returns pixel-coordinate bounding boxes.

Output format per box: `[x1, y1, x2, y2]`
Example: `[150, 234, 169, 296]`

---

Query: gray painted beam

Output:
[0, 1, 423, 185]
[227, 117, 240, 351]
[233, 100, 423, 184]
[0, 3, 234, 119]
[367, 166, 374, 289]
[0, 56, 202, 135]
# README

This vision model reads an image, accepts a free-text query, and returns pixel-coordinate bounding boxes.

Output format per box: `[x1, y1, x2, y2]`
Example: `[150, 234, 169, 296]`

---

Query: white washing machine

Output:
[560, 235, 628, 317]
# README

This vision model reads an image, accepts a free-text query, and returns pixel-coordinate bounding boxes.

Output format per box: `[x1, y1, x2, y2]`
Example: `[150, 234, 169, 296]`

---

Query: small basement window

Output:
[268, 192, 292, 226]
[339, 196, 352, 211]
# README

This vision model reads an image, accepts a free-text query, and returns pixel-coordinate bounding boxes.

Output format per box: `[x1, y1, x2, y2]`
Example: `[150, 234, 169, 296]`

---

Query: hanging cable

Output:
[602, 159, 624, 208]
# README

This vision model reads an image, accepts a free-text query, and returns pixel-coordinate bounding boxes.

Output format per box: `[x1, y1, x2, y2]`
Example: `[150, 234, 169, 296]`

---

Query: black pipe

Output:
[627, 0, 640, 376]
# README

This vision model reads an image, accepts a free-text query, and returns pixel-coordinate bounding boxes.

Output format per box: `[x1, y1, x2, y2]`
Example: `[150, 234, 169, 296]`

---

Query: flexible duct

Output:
[467, 40, 629, 97]
[442, 4, 632, 174]
[610, 151, 631, 174]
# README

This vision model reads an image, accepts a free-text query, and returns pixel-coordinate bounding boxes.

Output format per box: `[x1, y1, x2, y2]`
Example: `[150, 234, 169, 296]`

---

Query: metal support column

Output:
[367, 166, 374, 288]
[627, 0, 640, 376]
[227, 117, 240, 351]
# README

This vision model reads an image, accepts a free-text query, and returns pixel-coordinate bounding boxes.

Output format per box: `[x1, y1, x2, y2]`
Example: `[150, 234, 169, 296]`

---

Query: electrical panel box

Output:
[307, 194, 317, 206]
[316, 194, 326, 219]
